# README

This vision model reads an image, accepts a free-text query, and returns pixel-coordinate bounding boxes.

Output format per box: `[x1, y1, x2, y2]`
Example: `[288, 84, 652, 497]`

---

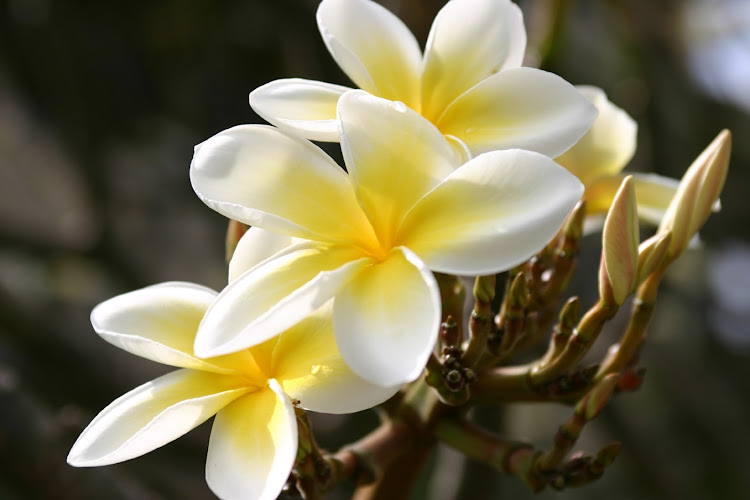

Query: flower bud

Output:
[658, 130, 731, 258]
[636, 231, 671, 284]
[599, 176, 639, 305]
[473, 274, 496, 305]
[509, 272, 529, 308]
[594, 442, 622, 468]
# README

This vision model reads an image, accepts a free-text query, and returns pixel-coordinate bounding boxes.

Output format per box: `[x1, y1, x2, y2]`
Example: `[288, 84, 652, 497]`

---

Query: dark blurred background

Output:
[1, 0, 749, 498]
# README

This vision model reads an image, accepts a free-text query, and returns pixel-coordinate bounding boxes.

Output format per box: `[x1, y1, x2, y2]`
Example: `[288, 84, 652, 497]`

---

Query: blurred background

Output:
[1, 0, 749, 498]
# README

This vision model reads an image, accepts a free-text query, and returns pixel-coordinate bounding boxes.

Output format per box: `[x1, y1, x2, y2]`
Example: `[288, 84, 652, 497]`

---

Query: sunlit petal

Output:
[272, 301, 400, 413]
[555, 86, 637, 185]
[206, 380, 296, 500]
[584, 173, 680, 225]
[338, 90, 459, 249]
[67, 370, 250, 467]
[228, 227, 297, 282]
[436, 67, 598, 157]
[333, 248, 440, 387]
[421, 0, 526, 122]
[399, 149, 583, 275]
[90, 282, 254, 374]
[249, 78, 350, 142]
[445, 134, 473, 164]
[195, 241, 370, 358]
[316, 0, 421, 107]
[190, 124, 377, 246]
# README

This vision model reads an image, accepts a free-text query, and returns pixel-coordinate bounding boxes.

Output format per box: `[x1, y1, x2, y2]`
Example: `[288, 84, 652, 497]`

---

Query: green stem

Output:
[469, 366, 540, 404]
[595, 269, 664, 381]
[537, 297, 580, 368]
[492, 272, 528, 360]
[530, 300, 618, 385]
[535, 374, 618, 471]
[435, 417, 546, 492]
[462, 275, 496, 367]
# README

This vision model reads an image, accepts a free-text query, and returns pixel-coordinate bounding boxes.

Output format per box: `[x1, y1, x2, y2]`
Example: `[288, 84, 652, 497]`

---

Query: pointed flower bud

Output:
[509, 272, 529, 308]
[658, 130, 731, 258]
[594, 442, 622, 468]
[599, 176, 639, 305]
[473, 274, 496, 305]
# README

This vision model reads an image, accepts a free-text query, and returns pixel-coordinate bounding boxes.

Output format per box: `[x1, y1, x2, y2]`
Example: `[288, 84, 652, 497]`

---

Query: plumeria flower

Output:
[249, 0, 597, 160]
[67, 282, 398, 500]
[555, 86, 693, 231]
[190, 90, 584, 388]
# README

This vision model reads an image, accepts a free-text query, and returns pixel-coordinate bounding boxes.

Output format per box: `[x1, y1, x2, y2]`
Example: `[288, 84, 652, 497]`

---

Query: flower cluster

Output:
[68, 1, 730, 499]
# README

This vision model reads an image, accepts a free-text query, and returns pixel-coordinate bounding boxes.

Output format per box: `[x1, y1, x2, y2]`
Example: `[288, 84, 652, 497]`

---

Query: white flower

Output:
[555, 86, 689, 229]
[67, 282, 397, 500]
[249, 0, 597, 160]
[190, 90, 584, 387]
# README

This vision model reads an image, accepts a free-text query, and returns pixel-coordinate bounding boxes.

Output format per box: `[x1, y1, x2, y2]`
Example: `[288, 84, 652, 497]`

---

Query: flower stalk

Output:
[462, 274, 497, 367]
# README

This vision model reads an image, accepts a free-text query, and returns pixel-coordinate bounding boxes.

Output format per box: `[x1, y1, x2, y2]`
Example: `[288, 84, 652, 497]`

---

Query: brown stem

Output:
[351, 383, 448, 499]
[334, 419, 415, 488]
[351, 443, 434, 500]
[538, 202, 585, 304]
[435, 273, 466, 335]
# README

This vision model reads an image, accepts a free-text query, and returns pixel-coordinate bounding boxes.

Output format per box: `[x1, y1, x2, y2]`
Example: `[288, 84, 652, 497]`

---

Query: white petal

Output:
[421, 0, 526, 122]
[206, 380, 296, 500]
[333, 247, 440, 387]
[249, 78, 350, 141]
[338, 90, 459, 249]
[398, 149, 584, 275]
[67, 369, 250, 467]
[317, 0, 422, 106]
[445, 134, 473, 164]
[273, 301, 400, 413]
[190, 124, 377, 247]
[436, 67, 598, 157]
[555, 85, 637, 185]
[228, 227, 296, 282]
[195, 241, 370, 357]
[584, 173, 681, 226]
[90, 282, 254, 374]
[633, 173, 682, 225]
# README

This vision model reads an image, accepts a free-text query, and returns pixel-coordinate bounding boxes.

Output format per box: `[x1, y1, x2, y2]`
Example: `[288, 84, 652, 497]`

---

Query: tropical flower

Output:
[555, 86, 687, 230]
[67, 282, 398, 500]
[249, 0, 597, 160]
[189, 90, 584, 388]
